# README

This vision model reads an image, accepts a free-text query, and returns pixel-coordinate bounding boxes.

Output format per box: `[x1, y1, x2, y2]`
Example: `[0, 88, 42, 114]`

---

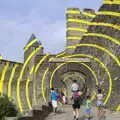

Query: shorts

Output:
[62, 96, 66, 104]
[52, 100, 57, 108]
[96, 100, 104, 107]
[72, 100, 80, 109]
[85, 108, 92, 115]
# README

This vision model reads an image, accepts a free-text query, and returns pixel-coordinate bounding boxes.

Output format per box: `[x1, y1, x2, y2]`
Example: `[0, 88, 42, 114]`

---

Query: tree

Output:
[0, 94, 18, 120]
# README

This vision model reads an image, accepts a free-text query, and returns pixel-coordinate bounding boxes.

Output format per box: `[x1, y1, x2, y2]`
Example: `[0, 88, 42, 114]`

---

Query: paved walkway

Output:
[45, 105, 120, 120]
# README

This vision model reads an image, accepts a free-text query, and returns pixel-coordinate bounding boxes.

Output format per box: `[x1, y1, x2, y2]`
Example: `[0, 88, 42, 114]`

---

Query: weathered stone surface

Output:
[75, 3, 120, 109]
[0, 2, 120, 117]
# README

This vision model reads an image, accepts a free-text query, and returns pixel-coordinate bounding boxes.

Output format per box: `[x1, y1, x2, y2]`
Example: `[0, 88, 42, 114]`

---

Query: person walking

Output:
[71, 89, 83, 120]
[56, 88, 61, 103]
[51, 88, 58, 113]
[71, 80, 79, 94]
[96, 88, 106, 120]
[84, 95, 92, 120]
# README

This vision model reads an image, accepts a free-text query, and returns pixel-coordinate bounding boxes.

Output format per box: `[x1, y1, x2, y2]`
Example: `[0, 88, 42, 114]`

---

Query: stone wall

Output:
[75, 3, 120, 109]
[66, 8, 95, 54]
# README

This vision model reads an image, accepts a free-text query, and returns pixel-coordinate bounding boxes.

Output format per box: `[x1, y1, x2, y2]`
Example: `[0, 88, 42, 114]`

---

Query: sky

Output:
[0, 0, 103, 62]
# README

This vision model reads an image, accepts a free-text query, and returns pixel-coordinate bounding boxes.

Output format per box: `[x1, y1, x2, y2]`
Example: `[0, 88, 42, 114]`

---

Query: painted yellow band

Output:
[42, 68, 49, 102]
[61, 54, 112, 105]
[63, 62, 98, 101]
[8, 64, 18, 98]
[67, 18, 120, 31]
[67, 27, 87, 33]
[98, 11, 120, 17]
[0, 56, 3, 60]
[81, 63, 98, 85]
[67, 36, 81, 40]
[24, 39, 38, 52]
[66, 10, 80, 14]
[56, 52, 66, 57]
[67, 44, 120, 66]
[0, 62, 9, 95]
[26, 65, 35, 110]
[84, 33, 120, 46]
[35, 54, 50, 73]
[33, 54, 50, 105]
[103, 1, 120, 5]
[26, 77, 32, 110]
[82, 12, 96, 18]
[17, 45, 42, 113]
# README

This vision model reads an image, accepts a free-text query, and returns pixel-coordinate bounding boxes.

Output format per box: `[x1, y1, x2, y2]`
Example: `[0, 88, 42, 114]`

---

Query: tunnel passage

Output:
[60, 71, 86, 97]
[50, 62, 98, 100]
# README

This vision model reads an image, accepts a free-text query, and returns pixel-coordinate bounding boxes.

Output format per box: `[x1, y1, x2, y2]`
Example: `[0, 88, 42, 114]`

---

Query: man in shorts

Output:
[71, 90, 82, 120]
[71, 80, 79, 93]
[51, 88, 58, 113]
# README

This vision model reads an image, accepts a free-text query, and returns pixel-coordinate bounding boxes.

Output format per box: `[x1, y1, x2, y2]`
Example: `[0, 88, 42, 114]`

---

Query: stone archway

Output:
[61, 71, 86, 97]
[49, 62, 97, 100]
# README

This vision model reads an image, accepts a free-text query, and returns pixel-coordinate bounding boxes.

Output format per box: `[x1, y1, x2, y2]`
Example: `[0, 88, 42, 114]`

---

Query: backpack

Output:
[73, 92, 83, 104]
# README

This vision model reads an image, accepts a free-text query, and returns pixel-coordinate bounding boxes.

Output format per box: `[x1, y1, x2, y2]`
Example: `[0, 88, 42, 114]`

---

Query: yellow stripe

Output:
[84, 33, 120, 46]
[116, 105, 120, 111]
[67, 19, 120, 45]
[61, 54, 112, 105]
[34, 54, 50, 105]
[17, 45, 42, 113]
[67, 44, 120, 66]
[66, 10, 80, 14]
[98, 11, 120, 17]
[0, 56, 3, 60]
[63, 72, 85, 82]
[30, 66, 34, 75]
[67, 27, 87, 33]
[90, 91, 96, 101]
[81, 63, 98, 85]
[51, 61, 98, 101]
[56, 52, 66, 57]
[0, 62, 9, 95]
[48, 57, 54, 62]
[8, 64, 18, 98]
[66, 10, 96, 18]
[24, 39, 38, 52]
[50, 62, 66, 89]
[67, 36, 81, 40]
[35, 54, 50, 73]
[26, 77, 32, 110]
[50, 60, 98, 88]
[26, 66, 34, 110]
[63, 62, 98, 101]
[42, 68, 49, 102]
[68, 18, 120, 31]
[82, 12, 96, 18]
[104, 1, 120, 5]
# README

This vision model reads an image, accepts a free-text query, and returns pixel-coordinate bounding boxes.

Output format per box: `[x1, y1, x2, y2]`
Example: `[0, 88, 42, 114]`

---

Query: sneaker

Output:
[76, 118, 79, 120]
[73, 116, 76, 120]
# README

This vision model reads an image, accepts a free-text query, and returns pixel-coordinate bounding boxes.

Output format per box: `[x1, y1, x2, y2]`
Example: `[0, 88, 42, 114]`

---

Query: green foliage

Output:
[0, 94, 18, 120]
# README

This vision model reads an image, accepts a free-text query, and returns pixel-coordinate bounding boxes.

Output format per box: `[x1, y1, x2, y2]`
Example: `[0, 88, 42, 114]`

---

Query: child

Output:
[84, 95, 92, 120]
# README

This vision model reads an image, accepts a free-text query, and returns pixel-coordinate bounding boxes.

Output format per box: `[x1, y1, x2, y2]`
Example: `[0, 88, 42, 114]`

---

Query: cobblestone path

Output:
[45, 105, 120, 120]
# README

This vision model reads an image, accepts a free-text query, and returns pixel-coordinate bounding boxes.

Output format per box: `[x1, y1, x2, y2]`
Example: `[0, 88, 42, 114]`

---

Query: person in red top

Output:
[56, 88, 61, 102]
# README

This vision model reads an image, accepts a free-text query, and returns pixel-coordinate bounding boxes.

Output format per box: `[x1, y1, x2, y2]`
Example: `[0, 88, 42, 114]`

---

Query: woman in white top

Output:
[96, 88, 105, 119]
[96, 89, 104, 107]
